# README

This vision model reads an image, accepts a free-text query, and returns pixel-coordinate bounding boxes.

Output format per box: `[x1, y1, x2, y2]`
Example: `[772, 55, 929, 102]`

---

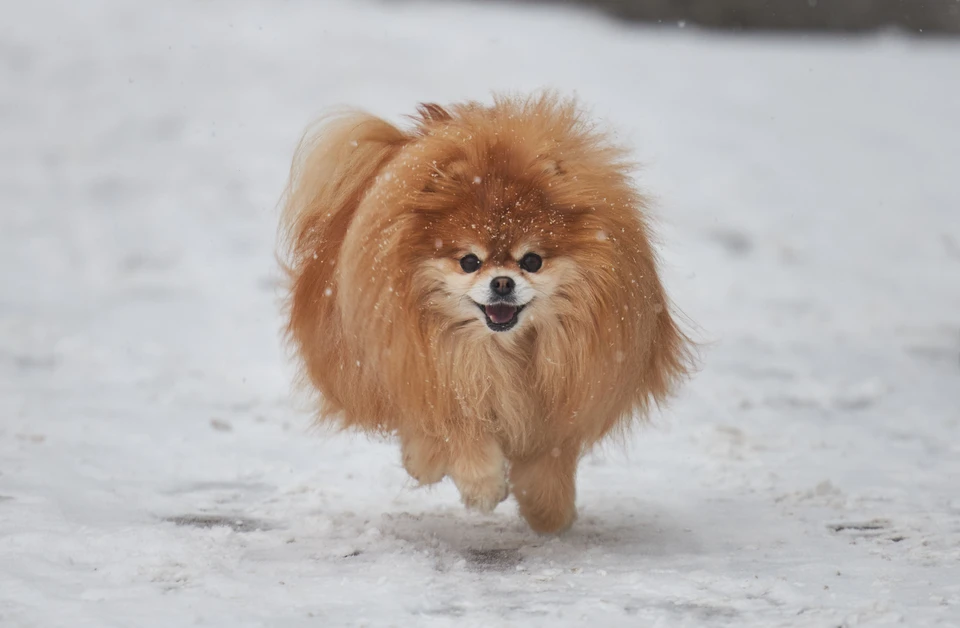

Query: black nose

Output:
[490, 276, 515, 297]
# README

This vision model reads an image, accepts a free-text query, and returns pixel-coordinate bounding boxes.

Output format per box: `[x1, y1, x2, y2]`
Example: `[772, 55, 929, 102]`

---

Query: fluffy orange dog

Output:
[280, 94, 692, 533]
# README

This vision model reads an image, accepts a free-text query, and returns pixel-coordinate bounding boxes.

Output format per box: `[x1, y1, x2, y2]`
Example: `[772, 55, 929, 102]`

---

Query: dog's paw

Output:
[521, 502, 578, 535]
[449, 438, 508, 513]
[401, 435, 447, 486]
[456, 475, 509, 514]
[402, 451, 446, 486]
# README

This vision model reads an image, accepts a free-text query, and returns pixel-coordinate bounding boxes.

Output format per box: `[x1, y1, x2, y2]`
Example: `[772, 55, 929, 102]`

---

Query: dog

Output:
[279, 93, 692, 533]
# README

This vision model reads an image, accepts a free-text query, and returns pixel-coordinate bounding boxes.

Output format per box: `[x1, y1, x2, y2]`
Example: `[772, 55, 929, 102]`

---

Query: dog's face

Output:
[428, 243, 564, 334]
[405, 160, 594, 339]
[453, 248, 540, 332]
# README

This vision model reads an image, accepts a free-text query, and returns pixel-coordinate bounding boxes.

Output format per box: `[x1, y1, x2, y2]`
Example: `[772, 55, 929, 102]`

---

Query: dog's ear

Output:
[416, 103, 452, 123]
[421, 159, 467, 195]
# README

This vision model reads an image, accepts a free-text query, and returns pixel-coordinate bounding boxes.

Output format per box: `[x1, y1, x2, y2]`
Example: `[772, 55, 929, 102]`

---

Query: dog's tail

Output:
[279, 112, 408, 270]
[279, 112, 408, 421]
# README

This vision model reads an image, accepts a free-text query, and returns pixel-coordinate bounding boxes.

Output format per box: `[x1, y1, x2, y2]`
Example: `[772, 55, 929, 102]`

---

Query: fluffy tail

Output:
[279, 112, 408, 420]
[280, 112, 408, 268]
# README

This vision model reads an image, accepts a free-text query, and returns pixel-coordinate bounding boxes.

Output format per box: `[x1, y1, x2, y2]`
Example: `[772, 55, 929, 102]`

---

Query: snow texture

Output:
[1, 1, 959, 626]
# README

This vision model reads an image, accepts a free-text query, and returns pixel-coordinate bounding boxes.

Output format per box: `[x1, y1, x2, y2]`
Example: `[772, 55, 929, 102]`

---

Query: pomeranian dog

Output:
[280, 93, 692, 533]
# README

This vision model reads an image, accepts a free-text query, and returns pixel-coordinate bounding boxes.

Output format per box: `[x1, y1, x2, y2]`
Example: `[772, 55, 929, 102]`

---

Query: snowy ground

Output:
[2, 1, 959, 626]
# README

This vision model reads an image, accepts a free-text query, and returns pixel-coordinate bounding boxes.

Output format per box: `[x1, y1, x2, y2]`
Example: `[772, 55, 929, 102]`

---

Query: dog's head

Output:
[411, 158, 581, 338]
[372, 97, 655, 344]
[338, 97, 685, 379]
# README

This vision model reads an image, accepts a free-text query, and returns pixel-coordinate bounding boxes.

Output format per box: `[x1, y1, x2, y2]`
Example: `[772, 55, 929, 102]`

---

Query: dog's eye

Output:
[459, 254, 482, 273]
[519, 253, 542, 273]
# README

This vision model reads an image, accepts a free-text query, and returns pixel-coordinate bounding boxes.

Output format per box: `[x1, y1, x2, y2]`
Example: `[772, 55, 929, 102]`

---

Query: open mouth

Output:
[475, 301, 526, 332]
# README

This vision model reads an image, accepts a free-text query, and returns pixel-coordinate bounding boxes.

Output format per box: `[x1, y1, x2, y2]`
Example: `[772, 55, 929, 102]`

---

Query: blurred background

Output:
[468, 0, 960, 33]
[1, 1, 958, 626]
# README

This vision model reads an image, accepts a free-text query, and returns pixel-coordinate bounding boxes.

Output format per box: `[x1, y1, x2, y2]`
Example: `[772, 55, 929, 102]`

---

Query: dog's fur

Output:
[280, 94, 692, 533]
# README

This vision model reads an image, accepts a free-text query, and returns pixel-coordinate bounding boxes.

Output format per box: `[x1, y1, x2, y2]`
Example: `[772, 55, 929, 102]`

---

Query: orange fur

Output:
[280, 93, 693, 533]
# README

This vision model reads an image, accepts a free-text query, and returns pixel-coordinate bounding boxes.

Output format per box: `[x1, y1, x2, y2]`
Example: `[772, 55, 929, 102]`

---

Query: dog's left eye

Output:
[519, 253, 542, 273]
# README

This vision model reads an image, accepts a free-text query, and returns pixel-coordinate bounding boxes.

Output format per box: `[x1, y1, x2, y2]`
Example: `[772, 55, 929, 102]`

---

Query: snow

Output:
[1, 1, 959, 626]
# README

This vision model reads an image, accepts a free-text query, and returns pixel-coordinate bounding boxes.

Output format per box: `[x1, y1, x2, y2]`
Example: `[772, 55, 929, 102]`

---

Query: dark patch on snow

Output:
[899, 325, 960, 366]
[13, 353, 58, 371]
[833, 397, 876, 411]
[827, 519, 889, 535]
[829, 521, 884, 532]
[417, 605, 467, 618]
[165, 514, 271, 532]
[905, 344, 959, 365]
[162, 481, 272, 496]
[343, 550, 362, 558]
[209, 418, 233, 432]
[0, 495, 13, 503]
[709, 229, 753, 256]
[462, 548, 522, 571]
[661, 601, 740, 620]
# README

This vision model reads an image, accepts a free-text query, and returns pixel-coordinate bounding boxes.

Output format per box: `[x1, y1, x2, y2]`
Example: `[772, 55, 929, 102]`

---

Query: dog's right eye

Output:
[459, 254, 482, 273]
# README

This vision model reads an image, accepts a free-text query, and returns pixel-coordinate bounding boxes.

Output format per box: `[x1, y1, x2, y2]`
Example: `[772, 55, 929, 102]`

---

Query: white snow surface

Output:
[2, 1, 959, 626]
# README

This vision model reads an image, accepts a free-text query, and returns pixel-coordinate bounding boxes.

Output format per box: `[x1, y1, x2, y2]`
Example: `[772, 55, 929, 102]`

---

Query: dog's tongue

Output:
[485, 303, 518, 324]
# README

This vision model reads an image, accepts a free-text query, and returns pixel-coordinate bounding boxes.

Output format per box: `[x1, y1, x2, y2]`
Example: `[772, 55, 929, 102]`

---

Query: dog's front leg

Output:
[400, 431, 449, 486]
[510, 442, 579, 534]
[449, 436, 509, 514]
